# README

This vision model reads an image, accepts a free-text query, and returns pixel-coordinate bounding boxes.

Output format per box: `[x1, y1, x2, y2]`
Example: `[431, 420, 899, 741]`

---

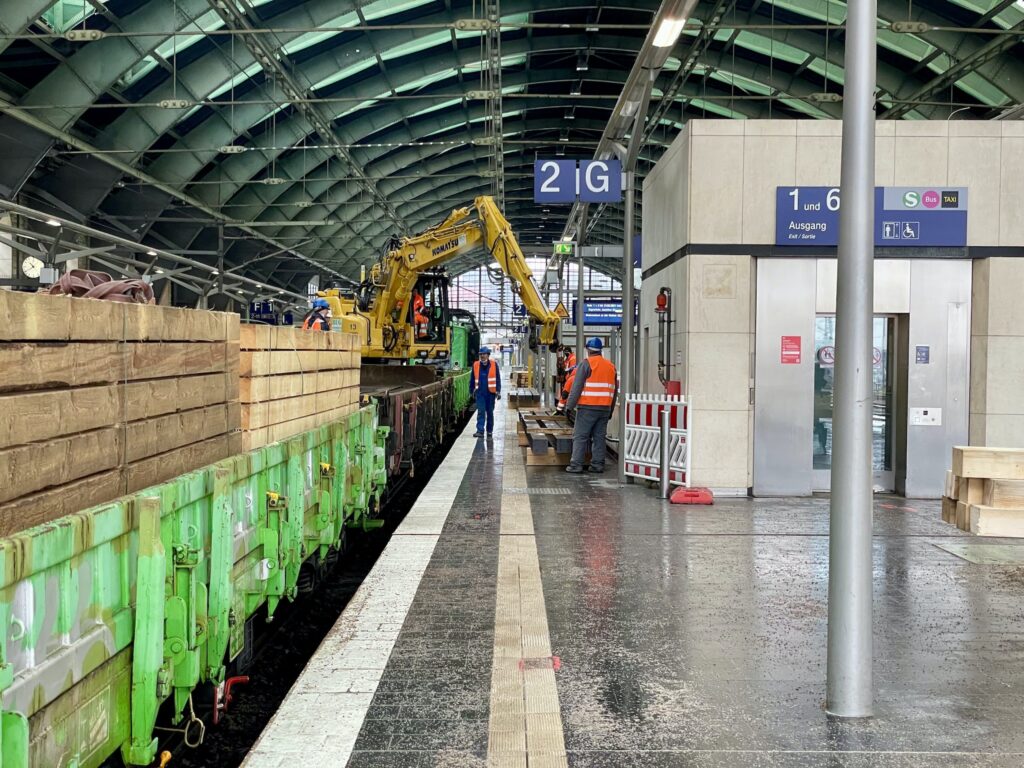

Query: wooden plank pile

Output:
[239, 325, 361, 451]
[942, 446, 1024, 536]
[511, 368, 532, 388]
[518, 410, 577, 466]
[0, 290, 240, 535]
[508, 387, 540, 408]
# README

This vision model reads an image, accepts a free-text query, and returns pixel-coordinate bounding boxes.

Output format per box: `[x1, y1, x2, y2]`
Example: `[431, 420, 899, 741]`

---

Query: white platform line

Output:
[241, 416, 478, 768]
[487, 407, 568, 768]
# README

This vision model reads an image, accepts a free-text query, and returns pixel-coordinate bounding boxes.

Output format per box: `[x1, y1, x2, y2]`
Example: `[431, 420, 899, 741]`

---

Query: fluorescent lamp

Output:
[146, 249, 157, 256]
[210, 269, 219, 275]
[45, 218, 61, 227]
[653, 17, 686, 48]
[619, 100, 640, 118]
[576, 52, 589, 71]
[561, 236, 573, 242]
[155, 268, 165, 274]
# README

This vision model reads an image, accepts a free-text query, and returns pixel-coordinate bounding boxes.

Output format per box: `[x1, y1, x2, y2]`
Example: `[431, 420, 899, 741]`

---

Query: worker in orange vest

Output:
[412, 290, 429, 339]
[564, 338, 617, 473]
[302, 298, 331, 331]
[564, 346, 576, 371]
[556, 363, 577, 414]
[470, 346, 501, 437]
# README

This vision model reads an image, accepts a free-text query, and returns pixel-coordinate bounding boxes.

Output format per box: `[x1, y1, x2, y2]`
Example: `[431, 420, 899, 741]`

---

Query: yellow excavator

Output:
[319, 195, 560, 362]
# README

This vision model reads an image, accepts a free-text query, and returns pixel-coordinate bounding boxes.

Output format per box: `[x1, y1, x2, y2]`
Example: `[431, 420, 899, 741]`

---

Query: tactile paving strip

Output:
[487, 407, 569, 768]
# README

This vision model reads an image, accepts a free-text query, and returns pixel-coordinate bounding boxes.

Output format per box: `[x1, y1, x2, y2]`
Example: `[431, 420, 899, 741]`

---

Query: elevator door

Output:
[812, 315, 896, 492]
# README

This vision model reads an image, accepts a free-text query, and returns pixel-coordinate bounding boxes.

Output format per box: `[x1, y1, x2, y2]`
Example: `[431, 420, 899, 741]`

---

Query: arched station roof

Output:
[0, 0, 1020, 292]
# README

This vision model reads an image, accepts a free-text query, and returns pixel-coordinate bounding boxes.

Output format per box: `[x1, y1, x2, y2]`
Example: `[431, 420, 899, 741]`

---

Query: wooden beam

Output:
[952, 447, 1024, 480]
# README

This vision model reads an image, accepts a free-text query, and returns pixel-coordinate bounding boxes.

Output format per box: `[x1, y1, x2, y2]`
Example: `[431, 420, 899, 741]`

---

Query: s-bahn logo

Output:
[431, 234, 467, 257]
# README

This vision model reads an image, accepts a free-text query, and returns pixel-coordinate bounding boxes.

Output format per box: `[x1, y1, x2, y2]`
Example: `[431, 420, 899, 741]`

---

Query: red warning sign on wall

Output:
[781, 335, 802, 364]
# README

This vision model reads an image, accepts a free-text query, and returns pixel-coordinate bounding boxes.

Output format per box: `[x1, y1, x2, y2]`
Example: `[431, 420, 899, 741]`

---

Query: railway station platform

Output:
[243, 398, 1024, 768]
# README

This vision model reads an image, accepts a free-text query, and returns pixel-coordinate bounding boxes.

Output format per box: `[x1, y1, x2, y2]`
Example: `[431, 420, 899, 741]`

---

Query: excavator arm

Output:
[359, 195, 561, 352]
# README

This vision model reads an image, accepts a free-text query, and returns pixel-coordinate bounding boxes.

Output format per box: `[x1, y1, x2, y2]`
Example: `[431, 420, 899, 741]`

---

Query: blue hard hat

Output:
[479, 346, 492, 355]
[585, 337, 603, 351]
[312, 297, 329, 310]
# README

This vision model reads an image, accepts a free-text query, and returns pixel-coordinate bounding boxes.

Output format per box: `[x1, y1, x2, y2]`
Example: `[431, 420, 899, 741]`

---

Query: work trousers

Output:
[569, 406, 611, 470]
[475, 391, 496, 433]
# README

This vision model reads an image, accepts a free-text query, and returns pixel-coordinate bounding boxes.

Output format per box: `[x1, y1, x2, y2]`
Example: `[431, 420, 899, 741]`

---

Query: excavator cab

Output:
[407, 270, 450, 345]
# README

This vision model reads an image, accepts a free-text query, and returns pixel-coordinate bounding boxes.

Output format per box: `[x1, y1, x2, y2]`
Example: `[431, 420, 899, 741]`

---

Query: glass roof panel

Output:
[362, 0, 436, 22]
[689, 99, 747, 119]
[120, 8, 226, 86]
[805, 58, 844, 87]
[42, 0, 106, 32]
[282, 12, 360, 55]
[708, 69, 775, 95]
[311, 57, 378, 92]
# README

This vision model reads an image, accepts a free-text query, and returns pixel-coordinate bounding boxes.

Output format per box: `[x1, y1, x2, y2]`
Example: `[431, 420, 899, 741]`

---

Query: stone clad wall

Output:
[641, 119, 1024, 493]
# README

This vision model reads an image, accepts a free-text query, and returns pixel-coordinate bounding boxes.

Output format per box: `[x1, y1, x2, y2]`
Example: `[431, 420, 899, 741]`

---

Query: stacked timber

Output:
[941, 447, 1024, 536]
[518, 410, 577, 466]
[511, 368, 532, 388]
[0, 289, 240, 535]
[508, 387, 540, 407]
[239, 325, 361, 451]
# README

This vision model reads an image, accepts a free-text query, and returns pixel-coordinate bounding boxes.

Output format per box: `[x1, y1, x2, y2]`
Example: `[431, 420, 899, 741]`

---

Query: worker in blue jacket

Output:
[470, 347, 501, 437]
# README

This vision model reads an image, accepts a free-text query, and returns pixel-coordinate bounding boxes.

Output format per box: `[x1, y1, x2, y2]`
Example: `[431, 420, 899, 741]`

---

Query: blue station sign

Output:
[775, 186, 968, 247]
[534, 159, 623, 204]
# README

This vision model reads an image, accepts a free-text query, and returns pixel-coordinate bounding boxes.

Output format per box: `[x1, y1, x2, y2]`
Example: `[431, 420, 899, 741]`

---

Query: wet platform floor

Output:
[247, 401, 1024, 768]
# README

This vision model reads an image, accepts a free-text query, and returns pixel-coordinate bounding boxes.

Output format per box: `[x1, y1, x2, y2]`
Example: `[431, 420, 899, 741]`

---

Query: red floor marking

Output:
[879, 503, 918, 512]
[518, 656, 561, 671]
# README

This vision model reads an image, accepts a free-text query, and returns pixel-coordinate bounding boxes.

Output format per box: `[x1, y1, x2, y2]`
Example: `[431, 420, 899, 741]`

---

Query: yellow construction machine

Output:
[319, 195, 560, 362]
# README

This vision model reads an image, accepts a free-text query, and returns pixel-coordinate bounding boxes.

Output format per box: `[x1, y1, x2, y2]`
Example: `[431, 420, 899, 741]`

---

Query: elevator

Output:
[753, 258, 971, 498]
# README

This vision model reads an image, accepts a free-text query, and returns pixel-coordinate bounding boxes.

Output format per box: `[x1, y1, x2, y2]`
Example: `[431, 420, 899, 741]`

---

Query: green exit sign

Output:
[553, 242, 574, 255]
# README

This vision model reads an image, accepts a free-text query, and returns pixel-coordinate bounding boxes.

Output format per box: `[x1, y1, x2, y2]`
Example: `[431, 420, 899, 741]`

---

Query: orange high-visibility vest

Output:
[577, 355, 616, 407]
[559, 369, 577, 409]
[473, 360, 498, 394]
[566, 352, 576, 370]
[302, 313, 329, 331]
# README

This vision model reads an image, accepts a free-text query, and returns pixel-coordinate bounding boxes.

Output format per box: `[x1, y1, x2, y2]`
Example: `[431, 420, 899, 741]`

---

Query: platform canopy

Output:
[0, 0, 1021, 294]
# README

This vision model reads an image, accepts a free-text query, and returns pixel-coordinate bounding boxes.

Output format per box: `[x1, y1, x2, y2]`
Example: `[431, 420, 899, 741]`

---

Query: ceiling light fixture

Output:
[45, 218, 61, 227]
[653, 17, 687, 48]
[219, 144, 247, 154]
[576, 51, 589, 72]
[146, 249, 157, 256]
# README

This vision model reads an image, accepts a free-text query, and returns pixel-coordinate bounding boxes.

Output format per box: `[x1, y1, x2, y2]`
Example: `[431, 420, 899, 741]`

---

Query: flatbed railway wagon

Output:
[0, 291, 473, 768]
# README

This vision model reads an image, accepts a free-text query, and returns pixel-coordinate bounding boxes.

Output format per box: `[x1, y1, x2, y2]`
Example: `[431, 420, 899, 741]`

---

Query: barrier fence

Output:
[623, 394, 691, 487]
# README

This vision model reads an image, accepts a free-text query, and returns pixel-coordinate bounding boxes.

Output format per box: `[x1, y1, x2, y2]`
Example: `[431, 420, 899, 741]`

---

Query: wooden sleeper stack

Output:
[941, 447, 1024, 537]
[0, 290, 241, 535]
[239, 325, 361, 451]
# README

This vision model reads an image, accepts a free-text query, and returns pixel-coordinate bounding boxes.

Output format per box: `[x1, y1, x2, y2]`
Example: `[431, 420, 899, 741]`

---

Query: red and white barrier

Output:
[623, 394, 691, 487]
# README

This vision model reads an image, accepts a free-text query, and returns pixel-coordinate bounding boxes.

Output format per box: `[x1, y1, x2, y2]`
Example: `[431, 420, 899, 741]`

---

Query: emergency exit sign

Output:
[553, 242, 574, 255]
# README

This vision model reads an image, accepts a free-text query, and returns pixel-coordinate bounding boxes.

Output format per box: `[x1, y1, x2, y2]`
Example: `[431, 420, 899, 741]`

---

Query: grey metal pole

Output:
[577, 252, 585, 358]
[659, 408, 671, 499]
[575, 211, 587, 358]
[826, 0, 877, 718]
[619, 172, 635, 482]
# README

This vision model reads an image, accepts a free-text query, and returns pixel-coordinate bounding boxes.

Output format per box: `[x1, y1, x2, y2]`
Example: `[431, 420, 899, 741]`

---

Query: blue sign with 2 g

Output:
[776, 186, 968, 247]
[534, 160, 623, 204]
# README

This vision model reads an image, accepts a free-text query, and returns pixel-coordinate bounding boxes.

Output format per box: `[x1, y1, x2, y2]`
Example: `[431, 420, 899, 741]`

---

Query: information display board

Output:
[571, 298, 624, 326]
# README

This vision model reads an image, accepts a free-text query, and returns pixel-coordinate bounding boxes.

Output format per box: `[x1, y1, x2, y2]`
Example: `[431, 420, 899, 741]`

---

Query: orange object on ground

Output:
[670, 487, 714, 505]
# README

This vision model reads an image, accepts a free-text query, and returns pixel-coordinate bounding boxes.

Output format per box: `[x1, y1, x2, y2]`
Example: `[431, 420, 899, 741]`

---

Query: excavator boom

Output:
[322, 195, 560, 361]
